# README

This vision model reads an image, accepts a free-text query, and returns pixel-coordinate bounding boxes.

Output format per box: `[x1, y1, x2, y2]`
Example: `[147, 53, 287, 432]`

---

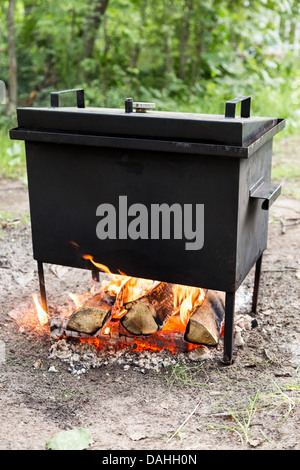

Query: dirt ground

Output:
[0, 140, 299, 451]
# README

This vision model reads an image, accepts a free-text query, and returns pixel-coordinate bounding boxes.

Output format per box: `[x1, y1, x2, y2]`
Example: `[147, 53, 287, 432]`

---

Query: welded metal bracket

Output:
[250, 179, 281, 210]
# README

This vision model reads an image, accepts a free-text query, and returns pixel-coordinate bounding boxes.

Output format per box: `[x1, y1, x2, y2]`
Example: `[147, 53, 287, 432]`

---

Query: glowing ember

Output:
[30, 244, 211, 355]
[32, 293, 49, 326]
[83, 254, 206, 327]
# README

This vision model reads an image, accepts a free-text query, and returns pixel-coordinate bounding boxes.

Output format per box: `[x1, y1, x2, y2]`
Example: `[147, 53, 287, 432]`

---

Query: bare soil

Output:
[0, 144, 299, 451]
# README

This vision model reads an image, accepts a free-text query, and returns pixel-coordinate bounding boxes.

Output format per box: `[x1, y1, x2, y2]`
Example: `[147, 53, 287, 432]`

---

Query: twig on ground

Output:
[262, 266, 298, 272]
[271, 216, 300, 234]
[167, 399, 202, 443]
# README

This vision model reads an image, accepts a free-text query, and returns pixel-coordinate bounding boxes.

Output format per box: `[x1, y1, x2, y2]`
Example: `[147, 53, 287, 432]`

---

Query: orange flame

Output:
[64, 245, 209, 353]
[82, 254, 113, 275]
[173, 285, 206, 326]
[83, 254, 155, 306]
[68, 292, 88, 310]
[83, 252, 206, 325]
[27, 246, 208, 356]
[32, 293, 49, 326]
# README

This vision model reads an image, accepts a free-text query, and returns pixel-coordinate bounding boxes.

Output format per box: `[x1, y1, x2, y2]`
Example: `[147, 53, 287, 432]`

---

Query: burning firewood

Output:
[67, 292, 115, 335]
[67, 307, 109, 335]
[120, 282, 174, 336]
[184, 291, 225, 346]
[65, 275, 150, 336]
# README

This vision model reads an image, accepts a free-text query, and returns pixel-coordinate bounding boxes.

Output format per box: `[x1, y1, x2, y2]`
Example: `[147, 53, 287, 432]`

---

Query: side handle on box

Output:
[250, 178, 281, 210]
[50, 88, 85, 108]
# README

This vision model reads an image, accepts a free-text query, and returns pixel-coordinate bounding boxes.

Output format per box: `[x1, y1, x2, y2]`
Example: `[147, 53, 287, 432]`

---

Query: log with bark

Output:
[65, 275, 145, 336]
[110, 277, 150, 319]
[184, 291, 225, 346]
[66, 291, 115, 335]
[120, 282, 174, 336]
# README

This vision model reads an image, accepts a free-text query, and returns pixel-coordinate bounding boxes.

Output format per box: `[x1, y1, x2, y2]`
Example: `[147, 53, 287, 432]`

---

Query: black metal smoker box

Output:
[10, 90, 285, 363]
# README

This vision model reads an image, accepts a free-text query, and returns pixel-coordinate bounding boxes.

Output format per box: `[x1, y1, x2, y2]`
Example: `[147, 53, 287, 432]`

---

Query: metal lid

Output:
[12, 90, 285, 155]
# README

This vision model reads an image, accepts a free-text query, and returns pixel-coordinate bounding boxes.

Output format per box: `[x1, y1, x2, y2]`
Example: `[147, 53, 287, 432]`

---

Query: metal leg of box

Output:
[92, 267, 100, 282]
[223, 253, 263, 364]
[252, 254, 263, 314]
[37, 261, 48, 314]
[38, 262, 100, 311]
[223, 292, 235, 365]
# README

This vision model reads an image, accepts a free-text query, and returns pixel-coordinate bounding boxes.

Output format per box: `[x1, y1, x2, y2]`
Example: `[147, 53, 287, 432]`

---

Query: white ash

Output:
[235, 284, 253, 312]
[234, 313, 254, 347]
[48, 311, 254, 375]
[48, 338, 206, 376]
[235, 313, 253, 330]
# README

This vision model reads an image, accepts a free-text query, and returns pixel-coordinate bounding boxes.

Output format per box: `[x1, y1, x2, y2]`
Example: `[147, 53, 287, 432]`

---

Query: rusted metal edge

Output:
[9, 117, 285, 159]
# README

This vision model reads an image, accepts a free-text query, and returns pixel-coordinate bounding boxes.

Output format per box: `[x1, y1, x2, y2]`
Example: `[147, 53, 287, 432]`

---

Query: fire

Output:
[82, 254, 113, 275]
[32, 293, 49, 326]
[28, 244, 209, 355]
[173, 285, 206, 326]
[117, 277, 156, 305]
[83, 253, 156, 309]
[83, 253, 206, 327]
[68, 291, 92, 310]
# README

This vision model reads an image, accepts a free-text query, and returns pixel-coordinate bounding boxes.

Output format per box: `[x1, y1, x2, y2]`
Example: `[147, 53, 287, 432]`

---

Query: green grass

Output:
[260, 379, 300, 424]
[205, 378, 300, 446]
[272, 137, 300, 179]
[163, 361, 207, 389]
[207, 390, 261, 445]
[0, 127, 26, 178]
[272, 135, 300, 198]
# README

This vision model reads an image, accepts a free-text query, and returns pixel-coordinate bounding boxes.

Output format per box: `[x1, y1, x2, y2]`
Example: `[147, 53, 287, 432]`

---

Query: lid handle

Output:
[50, 88, 85, 108]
[225, 96, 251, 118]
[125, 98, 156, 113]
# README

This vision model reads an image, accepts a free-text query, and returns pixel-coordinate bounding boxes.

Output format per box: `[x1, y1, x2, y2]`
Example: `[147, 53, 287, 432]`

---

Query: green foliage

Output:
[1, 0, 299, 109]
[0, 114, 26, 177]
[0, 0, 299, 177]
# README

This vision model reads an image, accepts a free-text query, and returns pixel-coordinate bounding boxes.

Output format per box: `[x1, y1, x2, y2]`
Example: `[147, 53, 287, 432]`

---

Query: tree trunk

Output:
[83, 0, 110, 59]
[7, 0, 17, 115]
[178, 0, 193, 80]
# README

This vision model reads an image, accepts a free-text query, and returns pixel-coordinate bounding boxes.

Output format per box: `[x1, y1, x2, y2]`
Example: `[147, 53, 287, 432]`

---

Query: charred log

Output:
[120, 282, 174, 336]
[184, 291, 225, 346]
[66, 291, 115, 335]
